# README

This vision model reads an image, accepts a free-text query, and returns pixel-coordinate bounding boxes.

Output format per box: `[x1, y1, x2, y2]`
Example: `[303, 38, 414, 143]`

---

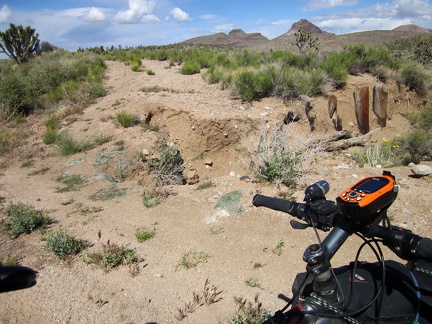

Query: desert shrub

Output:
[400, 62, 427, 94]
[180, 61, 201, 75]
[407, 103, 432, 131]
[319, 52, 352, 87]
[142, 187, 162, 208]
[232, 70, 258, 101]
[273, 66, 323, 99]
[90, 241, 139, 268]
[396, 130, 432, 164]
[114, 110, 137, 127]
[46, 227, 89, 259]
[0, 74, 29, 119]
[0, 50, 106, 121]
[2, 202, 54, 237]
[148, 139, 185, 185]
[0, 129, 13, 154]
[130, 56, 142, 71]
[244, 123, 307, 187]
[55, 132, 111, 156]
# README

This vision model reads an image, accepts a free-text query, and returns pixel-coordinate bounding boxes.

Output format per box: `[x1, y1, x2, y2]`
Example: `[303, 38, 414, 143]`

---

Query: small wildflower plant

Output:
[366, 138, 401, 167]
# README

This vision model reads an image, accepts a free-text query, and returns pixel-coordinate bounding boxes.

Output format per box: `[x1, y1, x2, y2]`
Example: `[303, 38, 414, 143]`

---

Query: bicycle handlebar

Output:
[253, 194, 432, 263]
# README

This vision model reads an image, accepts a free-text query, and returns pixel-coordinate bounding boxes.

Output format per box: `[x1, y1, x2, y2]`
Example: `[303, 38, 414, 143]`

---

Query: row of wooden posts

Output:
[328, 84, 388, 134]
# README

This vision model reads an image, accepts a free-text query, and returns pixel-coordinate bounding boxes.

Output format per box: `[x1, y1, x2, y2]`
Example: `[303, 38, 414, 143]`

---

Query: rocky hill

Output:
[181, 19, 432, 52]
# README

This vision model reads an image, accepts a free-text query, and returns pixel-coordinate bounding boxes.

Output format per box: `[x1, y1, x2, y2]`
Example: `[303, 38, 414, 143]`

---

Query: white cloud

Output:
[84, 7, 107, 22]
[392, 0, 432, 18]
[213, 24, 233, 33]
[317, 17, 413, 34]
[115, 0, 158, 24]
[142, 14, 160, 22]
[199, 14, 216, 20]
[171, 8, 191, 22]
[0, 4, 12, 23]
[306, 0, 358, 11]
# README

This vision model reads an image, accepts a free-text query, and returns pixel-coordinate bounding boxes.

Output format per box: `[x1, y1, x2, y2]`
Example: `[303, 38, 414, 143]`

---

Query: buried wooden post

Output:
[327, 95, 342, 131]
[373, 84, 388, 127]
[353, 86, 370, 134]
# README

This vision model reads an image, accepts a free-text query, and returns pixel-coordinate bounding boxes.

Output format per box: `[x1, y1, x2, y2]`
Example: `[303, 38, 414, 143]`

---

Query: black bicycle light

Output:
[304, 180, 330, 203]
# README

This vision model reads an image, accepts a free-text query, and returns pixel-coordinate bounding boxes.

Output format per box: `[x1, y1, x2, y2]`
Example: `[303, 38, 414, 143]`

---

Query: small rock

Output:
[186, 169, 199, 185]
[142, 149, 150, 156]
[411, 164, 432, 177]
[240, 175, 251, 182]
[230, 171, 239, 178]
[204, 159, 213, 167]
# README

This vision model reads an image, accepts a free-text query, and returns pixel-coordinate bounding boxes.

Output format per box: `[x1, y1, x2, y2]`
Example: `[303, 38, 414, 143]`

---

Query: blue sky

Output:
[1, 0, 431, 51]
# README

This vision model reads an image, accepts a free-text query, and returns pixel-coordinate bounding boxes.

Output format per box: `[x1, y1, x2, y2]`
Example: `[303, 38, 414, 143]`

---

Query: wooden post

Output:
[327, 95, 342, 131]
[353, 86, 370, 134]
[373, 84, 388, 127]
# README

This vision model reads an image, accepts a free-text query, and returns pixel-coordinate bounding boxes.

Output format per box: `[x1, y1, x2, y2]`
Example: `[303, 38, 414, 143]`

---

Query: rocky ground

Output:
[0, 59, 431, 323]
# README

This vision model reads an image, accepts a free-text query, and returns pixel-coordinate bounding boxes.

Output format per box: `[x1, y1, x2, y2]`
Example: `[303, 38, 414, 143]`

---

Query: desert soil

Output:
[0, 59, 431, 324]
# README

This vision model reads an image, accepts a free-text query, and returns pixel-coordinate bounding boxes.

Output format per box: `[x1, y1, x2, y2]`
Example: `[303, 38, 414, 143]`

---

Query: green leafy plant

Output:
[177, 251, 209, 270]
[0, 255, 20, 266]
[142, 187, 162, 208]
[89, 186, 127, 201]
[135, 228, 156, 242]
[244, 277, 261, 288]
[195, 180, 215, 190]
[56, 173, 86, 192]
[46, 227, 89, 259]
[2, 202, 54, 237]
[86, 240, 139, 269]
[272, 239, 285, 256]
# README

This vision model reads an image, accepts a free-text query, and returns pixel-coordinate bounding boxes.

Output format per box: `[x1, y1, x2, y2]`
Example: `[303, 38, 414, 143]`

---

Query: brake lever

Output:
[290, 220, 310, 230]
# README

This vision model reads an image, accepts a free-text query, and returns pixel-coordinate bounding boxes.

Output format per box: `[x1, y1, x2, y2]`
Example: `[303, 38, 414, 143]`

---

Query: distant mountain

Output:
[181, 28, 269, 48]
[180, 19, 431, 53]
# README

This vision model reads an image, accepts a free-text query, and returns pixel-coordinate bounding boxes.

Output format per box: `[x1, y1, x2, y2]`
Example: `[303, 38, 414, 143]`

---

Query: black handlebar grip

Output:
[416, 238, 432, 262]
[0, 265, 37, 293]
[252, 194, 297, 215]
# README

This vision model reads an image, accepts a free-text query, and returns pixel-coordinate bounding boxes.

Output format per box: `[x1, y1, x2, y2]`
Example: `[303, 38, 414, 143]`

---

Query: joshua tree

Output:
[0, 23, 40, 64]
[292, 29, 319, 54]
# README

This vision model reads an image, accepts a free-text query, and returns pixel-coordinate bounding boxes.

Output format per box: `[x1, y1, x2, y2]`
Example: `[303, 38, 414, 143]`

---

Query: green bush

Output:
[114, 110, 137, 127]
[101, 241, 139, 268]
[2, 202, 54, 237]
[46, 227, 89, 259]
[0, 50, 107, 121]
[179, 61, 201, 75]
[135, 228, 156, 242]
[400, 62, 427, 94]
[396, 130, 432, 164]
[0, 74, 28, 118]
